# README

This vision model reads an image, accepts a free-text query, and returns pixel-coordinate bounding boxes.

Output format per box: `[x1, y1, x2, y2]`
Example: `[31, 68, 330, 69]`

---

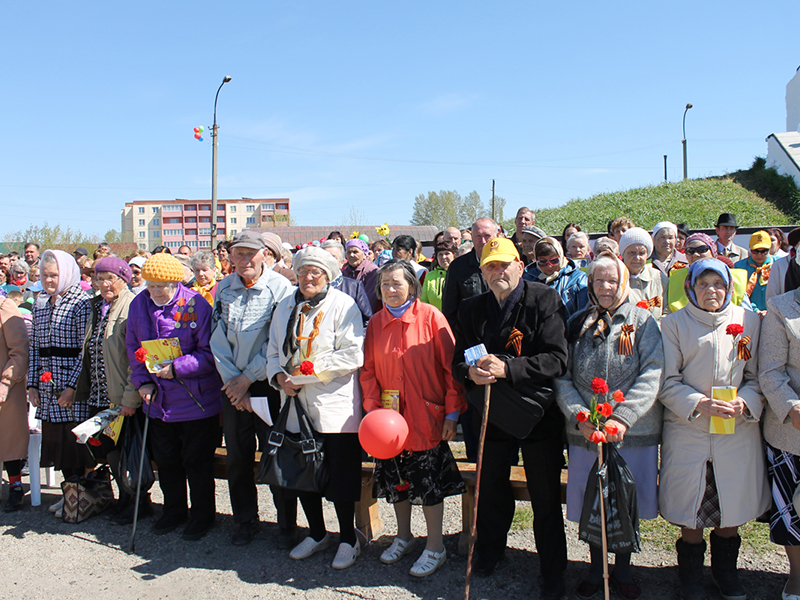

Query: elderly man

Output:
[510, 207, 535, 266]
[320, 240, 372, 327]
[211, 230, 294, 547]
[342, 238, 379, 312]
[178, 245, 193, 257]
[24, 243, 40, 268]
[453, 238, 568, 597]
[443, 226, 462, 247]
[715, 213, 749, 262]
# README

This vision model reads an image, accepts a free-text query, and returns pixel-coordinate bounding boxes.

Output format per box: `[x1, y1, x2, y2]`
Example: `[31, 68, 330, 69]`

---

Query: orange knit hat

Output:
[141, 253, 184, 283]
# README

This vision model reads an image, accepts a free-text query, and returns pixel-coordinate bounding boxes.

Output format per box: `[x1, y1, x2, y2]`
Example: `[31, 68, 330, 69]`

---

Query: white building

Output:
[766, 67, 800, 188]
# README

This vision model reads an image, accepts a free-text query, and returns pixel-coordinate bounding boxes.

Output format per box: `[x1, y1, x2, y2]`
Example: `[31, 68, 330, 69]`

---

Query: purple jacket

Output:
[126, 284, 222, 422]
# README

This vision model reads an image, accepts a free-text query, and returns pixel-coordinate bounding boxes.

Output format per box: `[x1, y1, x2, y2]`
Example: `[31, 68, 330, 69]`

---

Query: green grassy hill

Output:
[531, 159, 798, 236]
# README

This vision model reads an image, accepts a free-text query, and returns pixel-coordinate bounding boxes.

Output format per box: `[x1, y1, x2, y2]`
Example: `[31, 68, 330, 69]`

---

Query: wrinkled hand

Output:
[120, 406, 137, 417]
[57, 387, 75, 408]
[788, 405, 800, 431]
[0, 381, 9, 404]
[237, 393, 253, 413]
[476, 355, 506, 379]
[696, 396, 745, 419]
[156, 364, 174, 380]
[578, 420, 599, 442]
[442, 419, 457, 441]
[276, 373, 302, 397]
[604, 418, 628, 443]
[138, 384, 157, 404]
[27, 388, 41, 408]
[223, 373, 252, 404]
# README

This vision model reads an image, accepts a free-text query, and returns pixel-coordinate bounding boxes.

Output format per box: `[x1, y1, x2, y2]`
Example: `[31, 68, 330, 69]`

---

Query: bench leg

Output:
[458, 484, 475, 556]
[355, 472, 383, 543]
[28, 433, 42, 507]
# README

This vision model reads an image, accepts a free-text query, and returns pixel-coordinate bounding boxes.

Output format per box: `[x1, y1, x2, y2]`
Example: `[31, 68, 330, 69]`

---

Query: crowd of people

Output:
[0, 209, 800, 599]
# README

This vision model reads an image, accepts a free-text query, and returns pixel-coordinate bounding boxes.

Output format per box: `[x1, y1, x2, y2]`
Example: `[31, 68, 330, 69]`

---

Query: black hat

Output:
[715, 213, 738, 228]
[74, 247, 88, 257]
[788, 227, 800, 249]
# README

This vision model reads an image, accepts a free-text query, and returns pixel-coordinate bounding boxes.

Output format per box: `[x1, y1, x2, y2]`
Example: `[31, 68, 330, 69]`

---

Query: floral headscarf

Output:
[684, 232, 718, 258]
[40, 249, 81, 296]
[578, 251, 631, 341]
[685, 258, 732, 312]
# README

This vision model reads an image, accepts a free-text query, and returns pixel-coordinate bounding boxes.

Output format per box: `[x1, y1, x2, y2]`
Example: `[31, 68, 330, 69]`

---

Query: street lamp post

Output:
[210, 75, 232, 248]
[682, 103, 693, 180]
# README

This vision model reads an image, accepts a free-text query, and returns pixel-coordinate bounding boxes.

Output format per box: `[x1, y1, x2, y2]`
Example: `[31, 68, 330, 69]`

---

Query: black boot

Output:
[3, 485, 24, 512]
[106, 491, 132, 520]
[110, 493, 152, 526]
[710, 531, 746, 600]
[676, 538, 706, 600]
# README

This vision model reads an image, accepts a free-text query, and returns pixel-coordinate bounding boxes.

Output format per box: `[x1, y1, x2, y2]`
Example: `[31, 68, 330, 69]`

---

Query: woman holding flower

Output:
[267, 246, 365, 570]
[659, 258, 769, 600]
[555, 251, 664, 600]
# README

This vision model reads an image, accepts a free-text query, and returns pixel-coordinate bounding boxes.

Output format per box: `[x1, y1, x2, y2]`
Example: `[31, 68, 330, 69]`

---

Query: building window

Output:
[152, 207, 159, 213]
[163, 229, 181, 236]
[188, 241, 198, 247]
[152, 231, 160, 238]
[261, 203, 275, 211]
[200, 205, 210, 211]
[246, 217, 256, 225]
[138, 231, 145, 238]
[277, 204, 288, 210]
[246, 205, 255, 212]
[162, 205, 181, 212]
[229, 205, 236, 213]
[185, 205, 196, 211]
[231, 230, 237, 236]
[230, 217, 237, 224]
[199, 228, 211, 236]
[186, 229, 197, 236]
[185, 217, 196, 223]
[152, 218, 160, 225]
[138, 207, 145, 214]
[217, 217, 225, 223]
[200, 217, 210, 223]
[138, 219, 145, 226]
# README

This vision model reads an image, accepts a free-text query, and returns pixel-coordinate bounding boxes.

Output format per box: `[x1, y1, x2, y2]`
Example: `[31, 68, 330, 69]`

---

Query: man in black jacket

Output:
[453, 237, 568, 599]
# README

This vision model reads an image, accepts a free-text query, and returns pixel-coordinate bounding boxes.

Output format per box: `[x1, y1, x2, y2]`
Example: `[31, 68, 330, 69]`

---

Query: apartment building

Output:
[122, 198, 290, 250]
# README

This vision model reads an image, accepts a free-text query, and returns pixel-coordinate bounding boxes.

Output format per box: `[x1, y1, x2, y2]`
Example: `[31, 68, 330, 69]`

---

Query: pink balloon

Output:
[358, 409, 409, 459]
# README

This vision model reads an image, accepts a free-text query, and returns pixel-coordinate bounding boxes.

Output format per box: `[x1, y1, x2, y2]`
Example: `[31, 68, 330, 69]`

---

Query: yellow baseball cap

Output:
[749, 230, 771, 251]
[480, 238, 520, 267]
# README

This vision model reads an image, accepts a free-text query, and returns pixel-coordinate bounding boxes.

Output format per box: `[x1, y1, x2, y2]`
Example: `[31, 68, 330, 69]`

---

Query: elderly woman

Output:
[523, 236, 588, 319]
[592, 236, 619, 257]
[619, 228, 669, 321]
[760, 291, 800, 600]
[9, 260, 29, 291]
[566, 232, 591, 268]
[267, 246, 365, 570]
[361, 259, 466, 577]
[769, 228, 790, 259]
[342, 238, 380, 312]
[74, 257, 145, 523]
[556, 252, 663, 599]
[659, 258, 769, 600]
[262, 233, 297, 285]
[126, 253, 223, 541]
[420, 241, 457, 311]
[26, 250, 92, 517]
[0, 297, 29, 512]
[651, 222, 687, 277]
[190, 251, 219, 306]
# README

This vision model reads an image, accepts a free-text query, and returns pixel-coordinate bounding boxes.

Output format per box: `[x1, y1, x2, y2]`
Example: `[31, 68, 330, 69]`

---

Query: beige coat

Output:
[658, 301, 769, 528]
[628, 264, 669, 320]
[0, 299, 30, 462]
[760, 290, 800, 456]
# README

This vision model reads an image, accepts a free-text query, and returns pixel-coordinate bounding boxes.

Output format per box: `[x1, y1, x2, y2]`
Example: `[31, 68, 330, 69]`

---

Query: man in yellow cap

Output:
[734, 230, 774, 313]
[451, 237, 569, 598]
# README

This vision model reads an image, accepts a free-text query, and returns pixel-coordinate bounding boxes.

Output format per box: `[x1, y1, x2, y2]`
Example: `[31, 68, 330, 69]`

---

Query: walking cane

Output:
[128, 398, 152, 554]
[597, 441, 610, 600]
[464, 383, 492, 600]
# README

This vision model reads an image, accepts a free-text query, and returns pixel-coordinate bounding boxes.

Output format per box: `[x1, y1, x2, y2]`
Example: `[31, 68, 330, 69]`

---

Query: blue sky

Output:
[3, 2, 798, 236]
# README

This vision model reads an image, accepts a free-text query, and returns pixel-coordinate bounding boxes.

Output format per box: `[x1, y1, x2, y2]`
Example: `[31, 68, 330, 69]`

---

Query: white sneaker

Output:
[380, 537, 416, 564]
[331, 539, 361, 570]
[49, 498, 64, 514]
[289, 534, 330, 560]
[409, 548, 447, 577]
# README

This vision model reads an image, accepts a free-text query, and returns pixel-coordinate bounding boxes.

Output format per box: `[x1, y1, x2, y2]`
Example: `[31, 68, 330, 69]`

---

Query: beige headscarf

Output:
[533, 237, 568, 284]
[577, 251, 631, 342]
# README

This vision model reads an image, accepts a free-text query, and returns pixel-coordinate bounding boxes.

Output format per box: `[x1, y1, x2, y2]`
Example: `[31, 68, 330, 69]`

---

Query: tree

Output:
[411, 190, 488, 230]
[2, 222, 99, 254]
[459, 191, 486, 228]
[338, 206, 368, 237]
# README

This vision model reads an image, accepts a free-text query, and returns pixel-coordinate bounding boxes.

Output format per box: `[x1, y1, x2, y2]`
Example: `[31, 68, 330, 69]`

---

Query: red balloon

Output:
[194, 132, 201, 139]
[358, 409, 409, 459]
[194, 127, 200, 133]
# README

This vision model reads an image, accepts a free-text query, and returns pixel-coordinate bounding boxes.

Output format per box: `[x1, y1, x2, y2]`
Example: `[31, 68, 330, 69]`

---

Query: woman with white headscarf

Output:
[651, 222, 687, 278]
[26, 249, 92, 517]
[619, 228, 669, 321]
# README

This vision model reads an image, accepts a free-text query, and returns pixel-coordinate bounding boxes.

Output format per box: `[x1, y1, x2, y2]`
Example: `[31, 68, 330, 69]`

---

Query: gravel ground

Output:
[0, 471, 791, 600]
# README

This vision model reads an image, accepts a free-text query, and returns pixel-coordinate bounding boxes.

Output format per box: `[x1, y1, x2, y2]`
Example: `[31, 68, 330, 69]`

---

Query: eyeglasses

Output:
[751, 248, 769, 255]
[685, 245, 711, 256]
[97, 275, 120, 286]
[297, 267, 325, 279]
[537, 257, 560, 267]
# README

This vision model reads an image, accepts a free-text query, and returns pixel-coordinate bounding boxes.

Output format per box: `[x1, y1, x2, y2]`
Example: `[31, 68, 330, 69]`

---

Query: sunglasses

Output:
[751, 248, 769, 255]
[685, 244, 711, 255]
[537, 257, 561, 267]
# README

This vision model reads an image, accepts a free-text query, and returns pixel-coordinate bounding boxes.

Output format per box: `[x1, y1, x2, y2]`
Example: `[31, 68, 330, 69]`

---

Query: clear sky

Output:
[3, 1, 798, 237]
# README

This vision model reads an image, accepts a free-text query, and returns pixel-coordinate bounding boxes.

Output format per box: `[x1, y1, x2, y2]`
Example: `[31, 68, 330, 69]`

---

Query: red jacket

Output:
[361, 299, 465, 452]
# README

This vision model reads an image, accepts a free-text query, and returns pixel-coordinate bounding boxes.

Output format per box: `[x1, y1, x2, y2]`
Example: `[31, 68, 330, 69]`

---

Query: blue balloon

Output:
[197, 137, 203, 142]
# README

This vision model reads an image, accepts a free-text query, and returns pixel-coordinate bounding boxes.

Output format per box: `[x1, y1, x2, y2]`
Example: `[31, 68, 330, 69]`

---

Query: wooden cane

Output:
[597, 441, 610, 600]
[464, 383, 492, 600]
[128, 399, 152, 554]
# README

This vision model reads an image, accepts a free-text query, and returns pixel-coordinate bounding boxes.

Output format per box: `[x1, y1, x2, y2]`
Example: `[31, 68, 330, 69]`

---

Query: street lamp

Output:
[682, 103, 693, 180]
[210, 75, 232, 248]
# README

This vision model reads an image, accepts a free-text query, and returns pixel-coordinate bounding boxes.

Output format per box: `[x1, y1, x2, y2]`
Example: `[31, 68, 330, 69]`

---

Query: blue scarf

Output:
[386, 296, 415, 319]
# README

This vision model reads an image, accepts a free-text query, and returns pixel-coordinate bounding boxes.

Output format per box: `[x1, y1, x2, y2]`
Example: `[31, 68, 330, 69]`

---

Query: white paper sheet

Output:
[249, 396, 273, 426]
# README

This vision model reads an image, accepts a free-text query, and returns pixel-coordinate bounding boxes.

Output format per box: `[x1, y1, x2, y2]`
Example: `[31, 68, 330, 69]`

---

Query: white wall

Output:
[787, 67, 800, 132]
[767, 135, 800, 188]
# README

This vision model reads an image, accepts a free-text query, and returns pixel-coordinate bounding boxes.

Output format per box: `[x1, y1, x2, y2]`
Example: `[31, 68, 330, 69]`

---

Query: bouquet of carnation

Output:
[576, 377, 625, 444]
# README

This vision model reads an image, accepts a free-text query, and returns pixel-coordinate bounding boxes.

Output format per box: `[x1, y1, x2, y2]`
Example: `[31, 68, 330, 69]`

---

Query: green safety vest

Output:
[667, 267, 748, 313]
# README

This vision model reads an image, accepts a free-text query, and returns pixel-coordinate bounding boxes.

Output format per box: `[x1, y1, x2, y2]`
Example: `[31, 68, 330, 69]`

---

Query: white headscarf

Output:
[40, 249, 81, 296]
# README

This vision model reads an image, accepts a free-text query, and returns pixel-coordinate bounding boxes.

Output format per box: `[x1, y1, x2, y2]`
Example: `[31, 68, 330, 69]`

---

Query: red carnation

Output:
[597, 402, 613, 417]
[134, 347, 149, 364]
[87, 437, 102, 447]
[589, 430, 607, 444]
[576, 411, 590, 423]
[613, 390, 625, 403]
[40, 372, 52, 383]
[299, 361, 315, 376]
[395, 481, 410, 492]
[636, 300, 649, 309]
[590, 377, 609, 396]
[604, 421, 619, 436]
[726, 323, 744, 337]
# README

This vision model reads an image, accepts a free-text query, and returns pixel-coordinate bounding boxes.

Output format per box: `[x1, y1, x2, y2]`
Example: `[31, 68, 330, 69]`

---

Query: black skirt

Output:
[373, 441, 466, 506]
[41, 420, 97, 471]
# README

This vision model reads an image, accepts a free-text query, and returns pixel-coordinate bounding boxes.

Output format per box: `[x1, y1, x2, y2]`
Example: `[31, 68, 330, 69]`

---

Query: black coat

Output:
[440, 249, 489, 330]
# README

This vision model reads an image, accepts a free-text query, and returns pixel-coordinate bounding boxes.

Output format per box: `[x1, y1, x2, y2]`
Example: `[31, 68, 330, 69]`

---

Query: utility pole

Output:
[664, 155, 668, 182]
[682, 103, 692, 181]
[210, 76, 232, 248]
[491, 179, 496, 222]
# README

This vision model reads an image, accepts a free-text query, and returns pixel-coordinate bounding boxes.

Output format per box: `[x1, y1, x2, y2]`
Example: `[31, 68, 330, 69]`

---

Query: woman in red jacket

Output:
[361, 259, 466, 578]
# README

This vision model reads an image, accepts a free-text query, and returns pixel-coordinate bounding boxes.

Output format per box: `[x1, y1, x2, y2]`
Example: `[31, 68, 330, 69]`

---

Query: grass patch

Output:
[512, 506, 533, 531]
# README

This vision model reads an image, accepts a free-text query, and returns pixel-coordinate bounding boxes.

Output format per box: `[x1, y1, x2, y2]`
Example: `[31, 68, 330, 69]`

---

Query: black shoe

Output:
[472, 550, 504, 577]
[182, 518, 215, 541]
[541, 575, 566, 599]
[276, 527, 298, 550]
[153, 512, 188, 535]
[231, 520, 259, 546]
[3, 486, 24, 512]
[106, 494, 132, 520]
[111, 495, 153, 526]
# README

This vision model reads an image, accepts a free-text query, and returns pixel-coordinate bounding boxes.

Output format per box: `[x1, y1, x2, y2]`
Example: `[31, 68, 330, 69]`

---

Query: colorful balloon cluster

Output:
[193, 126, 205, 141]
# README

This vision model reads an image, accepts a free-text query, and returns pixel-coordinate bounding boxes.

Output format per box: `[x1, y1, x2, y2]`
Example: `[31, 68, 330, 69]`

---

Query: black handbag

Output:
[256, 396, 329, 494]
[118, 415, 155, 496]
[468, 378, 554, 439]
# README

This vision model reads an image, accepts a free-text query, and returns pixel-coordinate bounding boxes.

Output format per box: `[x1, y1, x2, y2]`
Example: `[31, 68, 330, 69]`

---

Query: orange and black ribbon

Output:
[618, 324, 634, 356]
[506, 328, 523, 357]
[737, 335, 752, 361]
[646, 296, 662, 308]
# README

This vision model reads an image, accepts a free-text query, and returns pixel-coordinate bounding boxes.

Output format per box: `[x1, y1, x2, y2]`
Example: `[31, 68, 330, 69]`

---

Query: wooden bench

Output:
[212, 449, 567, 553]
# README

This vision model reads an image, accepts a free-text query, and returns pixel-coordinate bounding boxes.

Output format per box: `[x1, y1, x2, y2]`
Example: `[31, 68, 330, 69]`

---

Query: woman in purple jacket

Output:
[126, 253, 223, 541]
